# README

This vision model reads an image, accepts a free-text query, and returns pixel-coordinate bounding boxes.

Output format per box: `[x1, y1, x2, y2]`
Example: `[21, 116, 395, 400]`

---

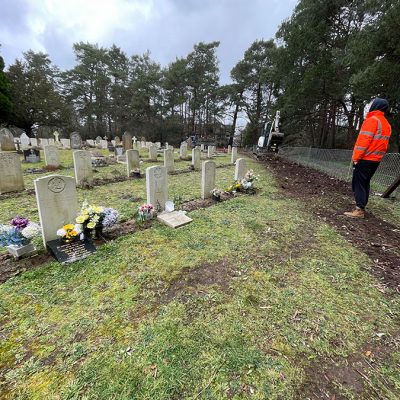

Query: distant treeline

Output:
[0, 0, 398, 149]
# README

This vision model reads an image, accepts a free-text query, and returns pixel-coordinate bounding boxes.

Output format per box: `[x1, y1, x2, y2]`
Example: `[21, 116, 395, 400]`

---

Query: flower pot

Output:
[7, 242, 36, 259]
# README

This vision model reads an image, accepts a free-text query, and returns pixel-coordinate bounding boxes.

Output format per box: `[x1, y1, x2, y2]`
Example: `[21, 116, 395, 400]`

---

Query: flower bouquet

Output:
[57, 224, 83, 244]
[241, 169, 259, 193]
[136, 204, 155, 223]
[226, 182, 242, 193]
[75, 201, 119, 239]
[210, 188, 224, 201]
[0, 216, 41, 258]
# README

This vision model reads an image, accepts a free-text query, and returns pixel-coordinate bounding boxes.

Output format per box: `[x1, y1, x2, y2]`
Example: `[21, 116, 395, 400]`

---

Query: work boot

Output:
[344, 208, 365, 218]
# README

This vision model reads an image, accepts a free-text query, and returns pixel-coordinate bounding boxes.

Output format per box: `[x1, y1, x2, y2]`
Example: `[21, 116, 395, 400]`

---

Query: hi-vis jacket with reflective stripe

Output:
[352, 110, 392, 162]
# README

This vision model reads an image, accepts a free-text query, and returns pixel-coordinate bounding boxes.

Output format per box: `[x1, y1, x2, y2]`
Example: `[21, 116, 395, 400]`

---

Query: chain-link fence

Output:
[279, 147, 400, 197]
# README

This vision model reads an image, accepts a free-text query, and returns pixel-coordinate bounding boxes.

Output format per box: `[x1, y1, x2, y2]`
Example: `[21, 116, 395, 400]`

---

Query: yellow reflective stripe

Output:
[360, 130, 374, 137]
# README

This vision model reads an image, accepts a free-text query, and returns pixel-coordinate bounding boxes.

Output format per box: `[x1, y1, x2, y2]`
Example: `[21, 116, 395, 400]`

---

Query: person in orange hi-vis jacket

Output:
[344, 97, 392, 218]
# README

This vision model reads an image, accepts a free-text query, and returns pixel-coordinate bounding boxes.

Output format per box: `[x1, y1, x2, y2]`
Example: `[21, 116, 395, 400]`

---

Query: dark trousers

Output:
[352, 160, 380, 209]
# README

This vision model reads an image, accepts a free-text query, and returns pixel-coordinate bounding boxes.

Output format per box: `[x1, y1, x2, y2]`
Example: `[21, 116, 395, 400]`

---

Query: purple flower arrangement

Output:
[0, 217, 40, 247]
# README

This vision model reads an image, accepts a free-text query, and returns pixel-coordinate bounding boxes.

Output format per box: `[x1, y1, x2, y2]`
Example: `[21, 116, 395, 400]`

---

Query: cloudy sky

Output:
[1, 0, 297, 83]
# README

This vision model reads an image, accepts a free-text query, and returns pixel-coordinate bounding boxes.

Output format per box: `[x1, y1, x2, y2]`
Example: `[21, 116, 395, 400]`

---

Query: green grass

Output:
[0, 156, 399, 399]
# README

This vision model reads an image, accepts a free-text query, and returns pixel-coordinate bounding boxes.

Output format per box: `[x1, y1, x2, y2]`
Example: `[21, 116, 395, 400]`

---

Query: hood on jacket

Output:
[369, 97, 389, 112]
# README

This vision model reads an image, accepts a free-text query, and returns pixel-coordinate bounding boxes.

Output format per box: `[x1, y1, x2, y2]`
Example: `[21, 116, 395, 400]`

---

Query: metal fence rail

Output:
[279, 147, 400, 196]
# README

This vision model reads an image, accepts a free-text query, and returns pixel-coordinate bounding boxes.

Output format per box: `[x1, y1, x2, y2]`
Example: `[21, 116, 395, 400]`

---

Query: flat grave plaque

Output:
[157, 211, 193, 228]
[47, 237, 96, 264]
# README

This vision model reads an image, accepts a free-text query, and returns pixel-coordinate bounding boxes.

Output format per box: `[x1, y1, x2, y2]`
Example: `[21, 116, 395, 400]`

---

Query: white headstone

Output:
[20, 132, 30, 148]
[207, 146, 213, 158]
[87, 139, 95, 146]
[95, 136, 102, 144]
[164, 148, 175, 173]
[180, 143, 187, 158]
[100, 140, 108, 149]
[146, 165, 168, 211]
[0, 152, 25, 194]
[0, 128, 16, 151]
[201, 160, 216, 199]
[192, 148, 201, 170]
[31, 138, 38, 147]
[231, 147, 238, 164]
[126, 149, 140, 177]
[234, 158, 247, 182]
[34, 175, 78, 246]
[73, 150, 93, 185]
[44, 145, 60, 167]
[200, 144, 205, 152]
[227, 145, 232, 154]
[53, 131, 60, 142]
[149, 144, 157, 160]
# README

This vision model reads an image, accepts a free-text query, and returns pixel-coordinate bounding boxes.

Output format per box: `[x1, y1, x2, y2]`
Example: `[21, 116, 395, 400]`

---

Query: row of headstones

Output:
[0, 144, 239, 194]
[33, 157, 248, 248]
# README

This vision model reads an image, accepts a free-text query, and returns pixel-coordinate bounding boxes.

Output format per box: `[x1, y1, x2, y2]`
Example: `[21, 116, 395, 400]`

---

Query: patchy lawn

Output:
[0, 155, 399, 399]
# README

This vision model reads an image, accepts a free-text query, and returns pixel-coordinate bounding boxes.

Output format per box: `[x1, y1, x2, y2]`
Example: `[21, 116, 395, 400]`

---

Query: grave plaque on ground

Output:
[34, 175, 78, 246]
[70, 132, 83, 149]
[201, 160, 216, 199]
[164, 148, 175, 173]
[24, 148, 40, 163]
[157, 211, 192, 228]
[146, 165, 168, 211]
[73, 150, 93, 185]
[20, 132, 30, 148]
[231, 147, 238, 163]
[0, 128, 16, 151]
[149, 144, 157, 160]
[0, 152, 25, 194]
[234, 158, 247, 181]
[192, 148, 201, 170]
[47, 237, 96, 264]
[122, 132, 133, 151]
[126, 149, 140, 177]
[44, 145, 60, 167]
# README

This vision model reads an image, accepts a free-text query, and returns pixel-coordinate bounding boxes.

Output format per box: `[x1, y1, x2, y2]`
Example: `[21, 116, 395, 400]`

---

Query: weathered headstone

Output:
[126, 149, 140, 177]
[192, 148, 201, 170]
[180, 143, 188, 158]
[234, 158, 247, 181]
[44, 145, 60, 167]
[115, 146, 124, 156]
[24, 148, 40, 163]
[70, 132, 83, 149]
[53, 131, 60, 142]
[122, 132, 133, 151]
[34, 175, 78, 246]
[20, 132, 30, 148]
[115, 136, 121, 145]
[201, 160, 216, 199]
[231, 147, 238, 164]
[100, 140, 108, 149]
[31, 138, 38, 147]
[87, 139, 95, 146]
[164, 148, 175, 173]
[207, 146, 213, 158]
[0, 152, 25, 194]
[227, 145, 232, 154]
[95, 136, 102, 144]
[149, 144, 157, 160]
[73, 150, 93, 185]
[146, 165, 168, 211]
[0, 128, 16, 151]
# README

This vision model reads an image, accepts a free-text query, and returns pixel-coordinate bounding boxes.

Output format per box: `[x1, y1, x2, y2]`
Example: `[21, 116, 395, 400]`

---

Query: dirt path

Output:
[256, 154, 400, 294]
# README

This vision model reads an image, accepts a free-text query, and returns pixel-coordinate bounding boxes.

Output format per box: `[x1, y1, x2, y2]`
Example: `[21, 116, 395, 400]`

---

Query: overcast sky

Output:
[1, 0, 297, 83]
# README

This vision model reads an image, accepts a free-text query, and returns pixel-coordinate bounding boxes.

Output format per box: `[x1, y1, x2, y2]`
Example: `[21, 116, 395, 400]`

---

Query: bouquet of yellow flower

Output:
[76, 201, 104, 231]
[57, 224, 82, 243]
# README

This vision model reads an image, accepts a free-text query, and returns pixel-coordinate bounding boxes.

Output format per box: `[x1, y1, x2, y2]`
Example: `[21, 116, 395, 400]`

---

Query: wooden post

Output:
[382, 175, 400, 198]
